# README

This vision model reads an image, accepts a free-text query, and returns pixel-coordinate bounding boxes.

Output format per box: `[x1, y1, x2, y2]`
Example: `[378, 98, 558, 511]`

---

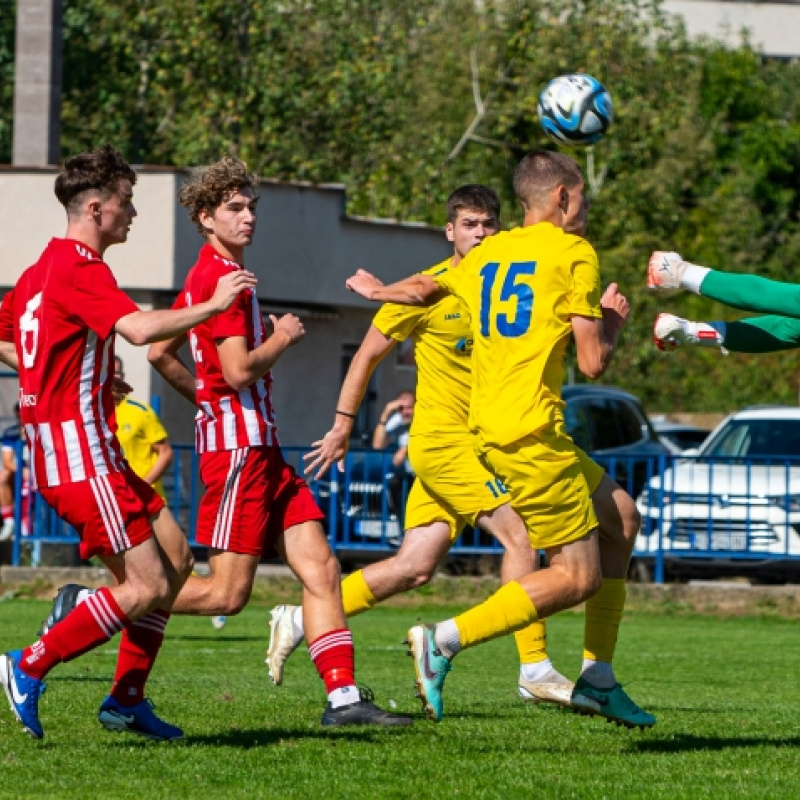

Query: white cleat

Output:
[211, 616, 227, 630]
[266, 604, 304, 686]
[654, 313, 726, 352]
[648, 251, 687, 290]
[0, 517, 14, 543]
[518, 675, 575, 709]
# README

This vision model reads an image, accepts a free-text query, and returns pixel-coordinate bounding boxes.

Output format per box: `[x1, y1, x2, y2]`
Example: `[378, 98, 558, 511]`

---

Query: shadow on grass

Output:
[180, 725, 417, 749]
[165, 635, 262, 643]
[630, 734, 800, 753]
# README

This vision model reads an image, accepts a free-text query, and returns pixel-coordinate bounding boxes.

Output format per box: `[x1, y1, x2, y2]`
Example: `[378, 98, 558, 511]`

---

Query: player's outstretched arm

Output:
[304, 325, 396, 479]
[649, 251, 800, 318]
[654, 313, 800, 354]
[346, 270, 442, 306]
[148, 334, 197, 406]
[572, 283, 629, 379]
[217, 313, 305, 391]
[116, 270, 257, 345]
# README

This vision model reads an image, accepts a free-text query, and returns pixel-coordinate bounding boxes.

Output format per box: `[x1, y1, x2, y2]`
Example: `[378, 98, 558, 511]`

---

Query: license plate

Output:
[709, 532, 747, 551]
[354, 519, 401, 539]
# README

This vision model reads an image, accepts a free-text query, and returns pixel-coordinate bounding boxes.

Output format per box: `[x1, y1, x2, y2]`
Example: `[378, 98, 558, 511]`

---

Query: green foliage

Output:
[3, 0, 800, 410]
[0, 0, 14, 162]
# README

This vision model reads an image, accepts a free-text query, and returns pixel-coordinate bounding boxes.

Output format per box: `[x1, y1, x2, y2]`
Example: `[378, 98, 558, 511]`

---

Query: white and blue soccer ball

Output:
[537, 74, 613, 147]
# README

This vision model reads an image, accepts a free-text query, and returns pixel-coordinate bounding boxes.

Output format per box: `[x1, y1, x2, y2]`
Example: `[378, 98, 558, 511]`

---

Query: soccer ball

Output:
[537, 74, 613, 147]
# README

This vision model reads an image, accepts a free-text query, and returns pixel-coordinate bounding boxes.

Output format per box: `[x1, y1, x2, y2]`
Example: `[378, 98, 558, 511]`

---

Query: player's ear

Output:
[445, 221, 455, 243]
[558, 185, 569, 213]
[198, 208, 215, 235]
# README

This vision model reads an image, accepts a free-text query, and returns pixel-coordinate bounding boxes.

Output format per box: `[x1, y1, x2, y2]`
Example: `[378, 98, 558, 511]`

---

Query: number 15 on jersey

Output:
[479, 261, 536, 338]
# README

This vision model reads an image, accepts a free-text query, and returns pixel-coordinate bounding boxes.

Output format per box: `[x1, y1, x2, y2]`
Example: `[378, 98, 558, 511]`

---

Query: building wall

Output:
[663, 1, 800, 58]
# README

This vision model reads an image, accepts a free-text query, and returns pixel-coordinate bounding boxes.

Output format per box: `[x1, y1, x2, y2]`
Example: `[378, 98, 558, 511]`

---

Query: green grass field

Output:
[0, 599, 798, 799]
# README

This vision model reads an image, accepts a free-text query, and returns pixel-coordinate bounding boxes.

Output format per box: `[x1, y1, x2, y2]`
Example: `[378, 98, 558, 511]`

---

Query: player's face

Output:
[447, 208, 499, 259]
[206, 188, 259, 250]
[98, 179, 137, 245]
[563, 179, 589, 237]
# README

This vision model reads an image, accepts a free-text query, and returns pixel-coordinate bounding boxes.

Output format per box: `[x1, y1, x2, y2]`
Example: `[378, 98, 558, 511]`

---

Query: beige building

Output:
[0, 167, 449, 446]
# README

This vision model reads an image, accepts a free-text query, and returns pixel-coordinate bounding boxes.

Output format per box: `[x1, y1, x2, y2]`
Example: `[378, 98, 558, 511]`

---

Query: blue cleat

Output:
[404, 624, 452, 722]
[98, 695, 184, 741]
[0, 649, 44, 739]
[571, 677, 656, 729]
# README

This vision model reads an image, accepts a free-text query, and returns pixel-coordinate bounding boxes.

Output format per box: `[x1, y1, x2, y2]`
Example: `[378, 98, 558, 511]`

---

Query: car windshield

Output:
[701, 419, 800, 458]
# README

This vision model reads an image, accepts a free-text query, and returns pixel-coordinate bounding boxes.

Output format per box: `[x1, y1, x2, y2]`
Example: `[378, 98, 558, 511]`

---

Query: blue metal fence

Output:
[3, 440, 800, 582]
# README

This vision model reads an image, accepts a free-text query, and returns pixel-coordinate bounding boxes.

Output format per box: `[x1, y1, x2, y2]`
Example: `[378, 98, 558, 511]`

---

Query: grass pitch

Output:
[0, 599, 798, 799]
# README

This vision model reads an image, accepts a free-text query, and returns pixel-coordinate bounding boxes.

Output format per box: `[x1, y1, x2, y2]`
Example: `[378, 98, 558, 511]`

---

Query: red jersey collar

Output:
[199, 242, 243, 270]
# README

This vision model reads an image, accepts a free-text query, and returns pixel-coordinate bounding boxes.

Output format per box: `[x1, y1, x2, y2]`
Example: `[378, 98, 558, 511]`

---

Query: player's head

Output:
[54, 145, 138, 245]
[513, 151, 587, 236]
[178, 156, 260, 255]
[395, 390, 415, 423]
[112, 356, 125, 405]
[445, 185, 500, 260]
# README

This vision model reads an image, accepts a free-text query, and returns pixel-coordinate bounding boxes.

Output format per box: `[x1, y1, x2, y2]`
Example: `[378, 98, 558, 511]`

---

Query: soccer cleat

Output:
[266, 604, 304, 686]
[37, 583, 93, 637]
[0, 649, 44, 739]
[648, 251, 687, 290]
[653, 313, 725, 352]
[98, 695, 184, 741]
[518, 675, 575, 708]
[211, 616, 227, 630]
[404, 624, 452, 722]
[570, 676, 656, 729]
[0, 517, 14, 542]
[321, 687, 412, 727]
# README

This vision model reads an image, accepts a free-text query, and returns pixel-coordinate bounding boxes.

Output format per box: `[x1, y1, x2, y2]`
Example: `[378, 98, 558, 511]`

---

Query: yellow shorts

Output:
[479, 421, 599, 551]
[406, 432, 507, 541]
[576, 446, 605, 495]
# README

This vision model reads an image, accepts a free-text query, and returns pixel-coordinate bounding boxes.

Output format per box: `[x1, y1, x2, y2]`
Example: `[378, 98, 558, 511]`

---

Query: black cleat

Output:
[321, 687, 413, 727]
[37, 583, 92, 637]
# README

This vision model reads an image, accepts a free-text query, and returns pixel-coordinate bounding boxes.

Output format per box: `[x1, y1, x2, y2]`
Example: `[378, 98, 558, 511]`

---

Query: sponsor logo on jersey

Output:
[18, 391, 37, 407]
[454, 337, 472, 355]
[444, 313, 461, 321]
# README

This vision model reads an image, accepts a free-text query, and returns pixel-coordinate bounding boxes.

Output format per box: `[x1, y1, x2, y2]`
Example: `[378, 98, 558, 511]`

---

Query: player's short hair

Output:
[513, 151, 582, 211]
[446, 185, 501, 224]
[178, 156, 260, 237]
[54, 145, 137, 215]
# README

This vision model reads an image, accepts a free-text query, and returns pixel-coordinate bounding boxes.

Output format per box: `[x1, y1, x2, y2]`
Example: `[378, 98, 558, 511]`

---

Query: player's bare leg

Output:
[275, 520, 411, 726]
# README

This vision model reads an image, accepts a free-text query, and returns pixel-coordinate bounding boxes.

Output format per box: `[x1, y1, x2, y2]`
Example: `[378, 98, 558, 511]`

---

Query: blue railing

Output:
[3, 441, 800, 582]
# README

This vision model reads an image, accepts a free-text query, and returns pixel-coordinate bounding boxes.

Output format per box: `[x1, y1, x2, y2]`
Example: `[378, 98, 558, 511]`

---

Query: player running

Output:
[649, 250, 800, 353]
[268, 184, 652, 728]
[146, 156, 409, 727]
[0, 145, 254, 740]
[345, 151, 654, 727]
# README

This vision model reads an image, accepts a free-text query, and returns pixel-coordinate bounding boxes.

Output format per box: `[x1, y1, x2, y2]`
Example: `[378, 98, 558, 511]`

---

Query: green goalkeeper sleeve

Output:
[701, 271, 800, 318]
[717, 316, 800, 353]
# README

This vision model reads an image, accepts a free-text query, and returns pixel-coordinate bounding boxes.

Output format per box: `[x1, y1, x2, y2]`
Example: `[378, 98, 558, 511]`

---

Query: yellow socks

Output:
[514, 620, 548, 664]
[340, 570, 378, 618]
[583, 578, 626, 662]
[453, 581, 538, 650]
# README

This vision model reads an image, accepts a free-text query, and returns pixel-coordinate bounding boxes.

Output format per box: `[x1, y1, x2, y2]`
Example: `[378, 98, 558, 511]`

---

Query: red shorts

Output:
[38, 469, 164, 560]
[197, 446, 324, 556]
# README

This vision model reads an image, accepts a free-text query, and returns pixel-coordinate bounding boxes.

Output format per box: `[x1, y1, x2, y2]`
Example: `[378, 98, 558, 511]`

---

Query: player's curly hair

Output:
[178, 156, 260, 237]
[54, 144, 137, 214]
[513, 151, 582, 211]
[446, 185, 501, 224]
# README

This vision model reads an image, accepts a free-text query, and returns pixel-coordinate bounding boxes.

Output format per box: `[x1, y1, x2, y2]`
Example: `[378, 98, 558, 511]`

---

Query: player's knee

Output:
[577, 568, 603, 601]
[625, 504, 642, 540]
[177, 548, 194, 583]
[221, 589, 250, 616]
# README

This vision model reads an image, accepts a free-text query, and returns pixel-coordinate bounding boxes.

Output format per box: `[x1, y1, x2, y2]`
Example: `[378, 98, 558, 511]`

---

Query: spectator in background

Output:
[113, 356, 173, 501]
[0, 403, 25, 542]
[372, 390, 415, 516]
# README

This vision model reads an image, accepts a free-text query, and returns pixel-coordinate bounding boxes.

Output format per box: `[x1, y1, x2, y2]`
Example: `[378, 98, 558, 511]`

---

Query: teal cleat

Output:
[404, 624, 452, 722]
[570, 676, 656, 729]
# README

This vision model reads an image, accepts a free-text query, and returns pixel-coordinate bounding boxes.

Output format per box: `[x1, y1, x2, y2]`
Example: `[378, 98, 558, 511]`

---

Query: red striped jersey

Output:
[0, 239, 138, 489]
[175, 244, 278, 453]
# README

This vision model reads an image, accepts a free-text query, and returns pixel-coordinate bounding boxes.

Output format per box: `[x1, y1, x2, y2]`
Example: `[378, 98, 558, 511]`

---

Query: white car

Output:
[636, 407, 800, 559]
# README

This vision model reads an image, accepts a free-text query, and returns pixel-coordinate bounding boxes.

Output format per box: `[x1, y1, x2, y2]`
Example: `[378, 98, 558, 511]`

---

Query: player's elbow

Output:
[222, 367, 252, 392]
[576, 352, 606, 381]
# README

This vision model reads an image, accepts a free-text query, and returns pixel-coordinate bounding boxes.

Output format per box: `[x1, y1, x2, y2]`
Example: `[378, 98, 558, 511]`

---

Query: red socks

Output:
[308, 628, 356, 693]
[111, 609, 170, 706]
[21, 587, 128, 680]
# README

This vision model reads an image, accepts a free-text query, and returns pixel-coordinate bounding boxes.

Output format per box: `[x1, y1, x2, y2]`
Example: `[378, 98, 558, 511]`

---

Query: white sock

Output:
[433, 620, 462, 659]
[581, 659, 616, 689]
[328, 684, 360, 708]
[292, 605, 305, 638]
[520, 659, 561, 683]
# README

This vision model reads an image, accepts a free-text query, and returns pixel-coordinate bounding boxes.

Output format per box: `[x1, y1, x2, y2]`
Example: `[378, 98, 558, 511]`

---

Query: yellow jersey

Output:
[434, 222, 602, 449]
[114, 396, 169, 499]
[372, 259, 472, 436]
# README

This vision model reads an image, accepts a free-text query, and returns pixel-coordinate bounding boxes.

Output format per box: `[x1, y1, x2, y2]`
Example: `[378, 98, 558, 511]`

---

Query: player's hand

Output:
[269, 314, 305, 345]
[647, 251, 686, 290]
[346, 269, 383, 300]
[211, 270, 258, 311]
[303, 428, 350, 479]
[600, 283, 629, 338]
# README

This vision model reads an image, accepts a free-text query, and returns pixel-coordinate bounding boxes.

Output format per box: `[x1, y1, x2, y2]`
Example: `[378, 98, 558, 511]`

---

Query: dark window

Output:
[564, 400, 592, 451]
[341, 344, 377, 446]
[614, 400, 646, 446]
[584, 399, 621, 451]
